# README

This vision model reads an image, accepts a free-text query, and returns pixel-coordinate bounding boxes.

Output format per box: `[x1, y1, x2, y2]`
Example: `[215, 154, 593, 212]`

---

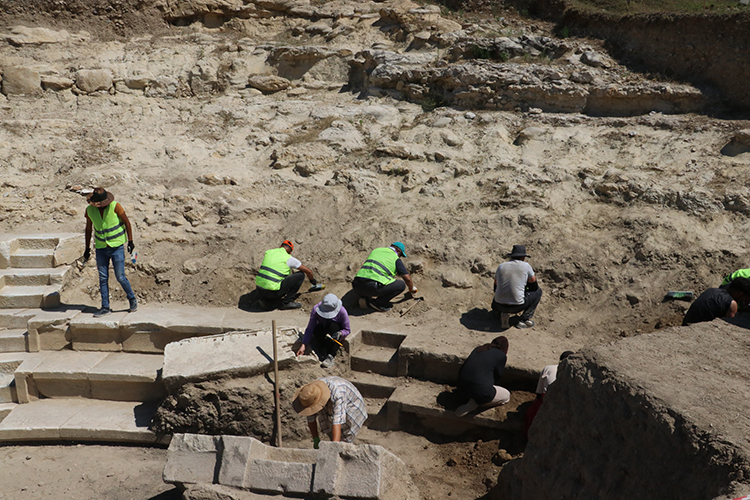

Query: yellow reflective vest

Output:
[355, 247, 398, 285]
[255, 247, 292, 291]
[87, 203, 127, 249]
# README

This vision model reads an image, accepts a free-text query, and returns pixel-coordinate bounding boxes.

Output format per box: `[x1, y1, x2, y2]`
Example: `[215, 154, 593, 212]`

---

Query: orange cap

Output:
[282, 240, 294, 251]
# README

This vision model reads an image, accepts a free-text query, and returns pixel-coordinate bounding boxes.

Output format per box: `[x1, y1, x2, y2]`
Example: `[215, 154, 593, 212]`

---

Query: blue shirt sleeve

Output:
[395, 258, 409, 276]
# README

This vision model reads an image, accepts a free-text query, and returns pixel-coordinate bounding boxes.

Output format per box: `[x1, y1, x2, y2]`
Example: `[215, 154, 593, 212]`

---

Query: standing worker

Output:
[492, 244, 542, 329]
[351, 242, 417, 312]
[296, 293, 350, 368]
[83, 187, 137, 317]
[293, 376, 368, 447]
[255, 240, 318, 310]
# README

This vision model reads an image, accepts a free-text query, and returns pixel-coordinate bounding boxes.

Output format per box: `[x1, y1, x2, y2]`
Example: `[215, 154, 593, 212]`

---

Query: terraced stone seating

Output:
[0, 233, 81, 309]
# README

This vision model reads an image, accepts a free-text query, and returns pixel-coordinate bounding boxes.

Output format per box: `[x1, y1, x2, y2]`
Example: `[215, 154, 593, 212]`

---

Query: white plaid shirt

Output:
[307, 376, 368, 443]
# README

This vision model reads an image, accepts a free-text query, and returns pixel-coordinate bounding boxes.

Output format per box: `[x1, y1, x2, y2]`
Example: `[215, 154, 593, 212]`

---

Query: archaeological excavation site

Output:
[0, 0, 749, 498]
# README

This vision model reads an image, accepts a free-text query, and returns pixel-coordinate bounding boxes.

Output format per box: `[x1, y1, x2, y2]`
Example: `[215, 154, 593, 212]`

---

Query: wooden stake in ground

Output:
[272, 319, 282, 448]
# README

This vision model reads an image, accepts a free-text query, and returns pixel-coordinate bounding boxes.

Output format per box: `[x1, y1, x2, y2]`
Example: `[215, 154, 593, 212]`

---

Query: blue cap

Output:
[391, 241, 407, 257]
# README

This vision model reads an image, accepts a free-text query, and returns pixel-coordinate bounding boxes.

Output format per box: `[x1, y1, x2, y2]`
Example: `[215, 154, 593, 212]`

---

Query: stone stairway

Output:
[346, 329, 534, 436]
[0, 303, 291, 445]
[0, 233, 81, 309]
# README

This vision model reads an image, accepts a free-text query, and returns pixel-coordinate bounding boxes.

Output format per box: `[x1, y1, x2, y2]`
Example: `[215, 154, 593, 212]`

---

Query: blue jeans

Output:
[96, 245, 135, 309]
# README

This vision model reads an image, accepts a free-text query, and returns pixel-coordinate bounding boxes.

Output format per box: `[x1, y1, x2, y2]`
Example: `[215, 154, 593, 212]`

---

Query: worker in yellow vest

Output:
[83, 187, 137, 317]
[255, 240, 318, 310]
[351, 242, 416, 312]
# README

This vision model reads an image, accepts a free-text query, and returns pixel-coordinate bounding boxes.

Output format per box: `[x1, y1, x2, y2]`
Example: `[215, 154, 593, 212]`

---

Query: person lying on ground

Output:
[492, 244, 541, 329]
[683, 277, 750, 326]
[455, 336, 511, 417]
[524, 350, 574, 436]
[293, 376, 368, 448]
[296, 293, 350, 369]
[254, 239, 318, 310]
[351, 241, 417, 313]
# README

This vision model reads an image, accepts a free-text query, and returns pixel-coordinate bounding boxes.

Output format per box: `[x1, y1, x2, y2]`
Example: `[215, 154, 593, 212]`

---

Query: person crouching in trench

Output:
[455, 336, 511, 417]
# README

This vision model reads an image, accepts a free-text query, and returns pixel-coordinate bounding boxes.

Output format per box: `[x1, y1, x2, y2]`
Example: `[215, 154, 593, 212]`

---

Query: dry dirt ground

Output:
[0, 0, 749, 498]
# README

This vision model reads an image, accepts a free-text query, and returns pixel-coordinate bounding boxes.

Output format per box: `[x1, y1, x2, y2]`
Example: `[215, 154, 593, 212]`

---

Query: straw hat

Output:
[292, 380, 331, 416]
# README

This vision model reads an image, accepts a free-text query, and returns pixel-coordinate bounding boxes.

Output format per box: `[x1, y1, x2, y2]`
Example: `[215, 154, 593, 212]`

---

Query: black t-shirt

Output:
[457, 346, 507, 405]
[683, 288, 734, 326]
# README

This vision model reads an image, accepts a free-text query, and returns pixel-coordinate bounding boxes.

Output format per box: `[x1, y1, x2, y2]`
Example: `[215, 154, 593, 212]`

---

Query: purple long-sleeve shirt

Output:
[302, 303, 351, 345]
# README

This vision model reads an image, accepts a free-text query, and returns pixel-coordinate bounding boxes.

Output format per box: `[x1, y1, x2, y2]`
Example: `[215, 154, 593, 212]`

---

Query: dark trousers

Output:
[492, 288, 542, 321]
[309, 323, 341, 360]
[352, 277, 406, 308]
[257, 272, 305, 307]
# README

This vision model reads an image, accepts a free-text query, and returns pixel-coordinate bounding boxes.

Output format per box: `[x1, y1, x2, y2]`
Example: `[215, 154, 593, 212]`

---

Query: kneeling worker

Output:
[296, 293, 350, 368]
[683, 277, 750, 325]
[293, 376, 368, 448]
[255, 240, 318, 310]
[455, 336, 511, 417]
[492, 244, 541, 329]
[351, 242, 416, 312]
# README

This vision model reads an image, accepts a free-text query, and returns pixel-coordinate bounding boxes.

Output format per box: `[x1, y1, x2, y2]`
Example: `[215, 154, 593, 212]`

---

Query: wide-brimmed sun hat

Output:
[391, 241, 407, 257]
[316, 293, 342, 319]
[507, 244, 529, 258]
[292, 380, 331, 416]
[87, 187, 114, 208]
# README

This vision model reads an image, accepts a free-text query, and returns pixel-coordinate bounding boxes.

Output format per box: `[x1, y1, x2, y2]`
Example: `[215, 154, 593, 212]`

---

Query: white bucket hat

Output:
[316, 293, 342, 319]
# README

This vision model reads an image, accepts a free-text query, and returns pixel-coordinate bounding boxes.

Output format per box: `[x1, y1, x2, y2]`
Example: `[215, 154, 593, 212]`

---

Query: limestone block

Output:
[52, 234, 84, 266]
[163, 433, 223, 485]
[28, 309, 81, 350]
[218, 435, 256, 487]
[32, 351, 108, 399]
[41, 76, 75, 91]
[3, 26, 90, 45]
[88, 352, 165, 401]
[59, 400, 160, 443]
[313, 442, 384, 497]
[70, 312, 127, 351]
[120, 306, 225, 353]
[125, 69, 153, 89]
[14, 352, 52, 403]
[75, 69, 113, 93]
[0, 238, 11, 268]
[162, 329, 298, 390]
[243, 458, 314, 493]
[2, 66, 42, 96]
[0, 396, 82, 440]
[0, 309, 37, 329]
[247, 75, 291, 93]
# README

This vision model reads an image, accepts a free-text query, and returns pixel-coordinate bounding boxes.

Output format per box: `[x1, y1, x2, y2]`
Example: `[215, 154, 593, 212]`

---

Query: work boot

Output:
[93, 307, 111, 317]
[367, 299, 392, 313]
[321, 354, 335, 369]
[280, 302, 302, 310]
[515, 319, 535, 329]
[128, 297, 138, 313]
[455, 399, 479, 417]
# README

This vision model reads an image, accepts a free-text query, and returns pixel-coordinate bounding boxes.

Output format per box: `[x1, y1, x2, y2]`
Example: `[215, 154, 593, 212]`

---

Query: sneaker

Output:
[93, 307, 111, 317]
[321, 354, 335, 369]
[367, 299, 392, 313]
[279, 302, 302, 310]
[456, 399, 479, 417]
[515, 319, 535, 329]
[128, 298, 138, 313]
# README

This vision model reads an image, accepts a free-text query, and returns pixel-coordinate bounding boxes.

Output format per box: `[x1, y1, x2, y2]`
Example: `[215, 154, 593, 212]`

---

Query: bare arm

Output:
[114, 203, 133, 241]
[527, 275, 537, 284]
[402, 273, 416, 292]
[727, 300, 739, 318]
[84, 215, 93, 249]
[307, 420, 319, 439]
[297, 264, 315, 282]
[331, 424, 342, 442]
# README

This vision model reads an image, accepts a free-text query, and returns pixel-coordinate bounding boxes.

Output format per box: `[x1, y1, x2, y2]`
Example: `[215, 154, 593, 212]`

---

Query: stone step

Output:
[0, 398, 168, 444]
[15, 236, 62, 250]
[0, 284, 61, 308]
[15, 350, 166, 403]
[0, 328, 27, 353]
[0, 402, 15, 422]
[0, 309, 38, 329]
[0, 267, 69, 286]
[387, 378, 535, 437]
[0, 373, 16, 403]
[10, 248, 55, 268]
[349, 372, 399, 431]
[351, 343, 399, 376]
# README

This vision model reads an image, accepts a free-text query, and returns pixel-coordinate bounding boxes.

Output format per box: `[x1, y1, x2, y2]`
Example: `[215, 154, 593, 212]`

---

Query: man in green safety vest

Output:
[351, 242, 417, 312]
[83, 187, 137, 317]
[255, 240, 318, 310]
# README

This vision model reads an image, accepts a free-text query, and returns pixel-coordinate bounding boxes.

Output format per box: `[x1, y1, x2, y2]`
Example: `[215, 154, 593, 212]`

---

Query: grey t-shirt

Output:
[494, 260, 535, 305]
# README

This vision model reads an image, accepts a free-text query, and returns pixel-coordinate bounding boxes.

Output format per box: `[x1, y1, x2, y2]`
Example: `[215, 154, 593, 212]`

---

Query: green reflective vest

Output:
[722, 268, 750, 286]
[355, 247, 398, 285]
[87, 203, 127, 249]
[255, 247, 292, 291]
